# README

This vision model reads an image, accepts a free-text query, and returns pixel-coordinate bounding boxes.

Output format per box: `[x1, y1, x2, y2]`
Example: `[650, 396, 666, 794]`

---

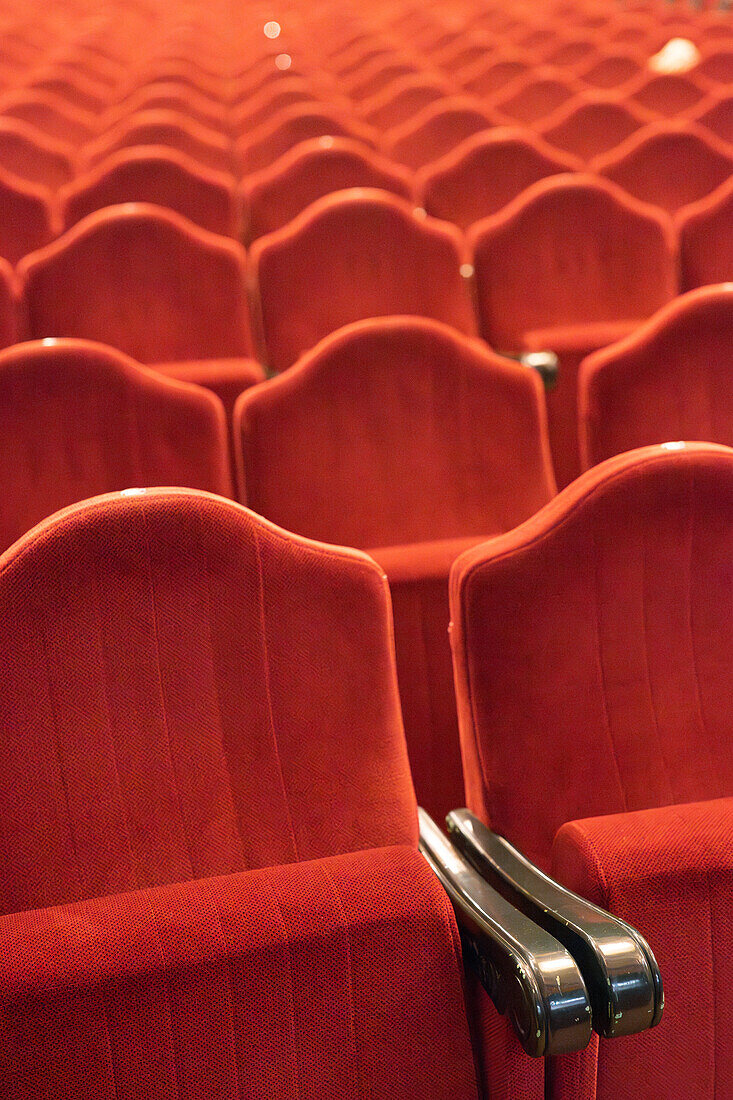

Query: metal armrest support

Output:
[418, 808, 592, 1058]
[446, 809, 663, 1040]
[519, 350, 559, 390]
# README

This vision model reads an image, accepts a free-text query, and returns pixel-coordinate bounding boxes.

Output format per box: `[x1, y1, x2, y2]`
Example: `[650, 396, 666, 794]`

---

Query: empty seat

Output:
[346, 59, 418, 101]
[0, 338, 232, 549]
[459, 54, 532, 98]
[243, 136, 413, 241]
[469, 174, 677, 487]
[0, 90, 96, 145]
[686, 93, 733, 148]
[540, 93, 653, 161]
[576, 50, 645, 90]
[542, 36, 600, 70]
[19, 204, 264, 414]
[231, 78, 326, 134]
[0, 119, 74, 189]
[81, 109, 234, 175]
[692, 48, 733, 87]
[493, 68, 584, 126]
[60, 148, 241, 236]
[27, 72, 110, 115]
[0, 486, 480, 1098]
[579, 284, 733, 468]
[417, 127, 582, 230]
[384, 97, 496, 172]
[235, 315, 555, 823]
[360, 75, 453, 131]
[250, 188, 476, 372]
[0, 167, 58, 264]
[677, 176, 733, 289]
[624, 71, 711, 118]
[102, 81, 228, 134]
[594, 121, 733, 214]
[238, 103, 377, 174]
[449, 441, 733, 1100]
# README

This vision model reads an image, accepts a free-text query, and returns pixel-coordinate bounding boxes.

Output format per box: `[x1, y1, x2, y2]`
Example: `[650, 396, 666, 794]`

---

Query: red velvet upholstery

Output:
[28, 73, 108, 115]
[0, 89, 96, 145]
[0, 338, 232, 549]
[625, 71, 710, 118]
[492, 68, 584, 125]
[0, 488, 482, 1097]
[575, 50, 644, 89]
[0, 166, 58, 263]
[81, 109, 234, 174]
[60, 147, 241, 235]
[235, 314, 555, 824]
[231, 78, 321, 132]
[102, 82, 228, 134]
[19, 204, 263, 410]
[580, 285, 733, 468]
[417, 127, 582, 230]
[459, 55, 532, 98]
[0, 118, 75, 188]
[539, 93, 652, 161]
[250, 189, 476, 373]
[688, 92, 733, 148]
[346, 59, 418, 101]
[594, 121, 733, 214]
[242, 136, 414, 241]
[0, 258, 18, 349]
[384, 97, 497, 171]
[693, 49, 733, 87]
[677, 176, 733, 290]
[360, 75, 454, 130]
[238, 103, 378, 174]
[469, 174, 678, 486]
[0, 846, 479, 1100]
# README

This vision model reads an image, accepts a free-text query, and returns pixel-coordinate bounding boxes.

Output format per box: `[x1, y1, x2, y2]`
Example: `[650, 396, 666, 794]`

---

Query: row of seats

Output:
[1, 439, 731, 1100]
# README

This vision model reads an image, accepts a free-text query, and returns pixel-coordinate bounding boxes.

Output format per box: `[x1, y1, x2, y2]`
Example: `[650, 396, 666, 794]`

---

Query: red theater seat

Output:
[242, 136, 413, 241]
[450, 442, 733, 1100]
[0, 258, 17, 348]
[493, 67, 584, 126]
[81, 109, 235, 175]
[235, 315, 555, 823]
[0, 167, 58, 264]
[0, 90, 96, 145]
[19, 204, 263, 414]
[250, 188, 476, 372]
[692, 48, 733, 87]
[60, 147, 241, 236]
[231, 79, 327, 134]
[0, 487, 485, 1100]
[688, 93, 733, 148]
[579, 285, 733, 468]
[103, 82, 228, 134]
[576, 50, 645, 90]
[238, 103, 378, 174]
[594, 121, 733, 214]
[360, 75, 453, 131]
[677, 175, 733, 289]
[0, 339, 232, 549]
[0, 118, 75, 189]
[384, 97, 497, 171]
[417, 128, 583, 230]
[540, 93, 653, 161]
[624, 71, 711, 118]
[469, 174, 677, 487]
[459, 54, 532, 98]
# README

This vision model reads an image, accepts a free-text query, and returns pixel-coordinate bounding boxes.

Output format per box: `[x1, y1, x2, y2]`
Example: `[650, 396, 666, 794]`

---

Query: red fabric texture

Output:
[18, 204, 258, 403]
[469, 174, 677, 486]
[0, 89, 96, 145]
[0, 845, 479, 1100]
[417, 127, 582, 230]
[60, 147, 241, 236]
[539, 94, 652, 162]
[360, 76, 452, 130]
[0, 166, 58, 264]
[689, 93, 733, 147]
[250, 190, 476, 372]
[677, 176, 733, 290]
[0, 339, 232, 549]
[593, 121, 733, 214]
[235, 314, 555, 826]
[553, 798, 733, 1100]
[102, 83, 228, 134]
[492, 68, 584, 126]
[237, 103, 377, 174]
[0, 117, 75, 188]
[0, 488, 417, 910]
[242, 136, 414, 241]
[0, 258, 18, 349]
[576, 51, 643, 90]
[625, 71, 709, 118]
[580, 285, 733, 468]
[450, 442, 733, 871]
[384, 97, 497, 171]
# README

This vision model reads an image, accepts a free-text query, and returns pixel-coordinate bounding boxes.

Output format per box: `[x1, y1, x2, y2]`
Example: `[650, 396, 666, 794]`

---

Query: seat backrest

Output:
[468, 173, 677, 350]
[580, 285, 733, 468]
[677, 176, 733, 290]
[384, 97, 497, 171]
[459, 54, 532, 98]
[0, 166, 57, 264]
[693, 48, 733, 87]
[81, 109, 234, 174]
[243, 136, 413, 241]
[450, 442, 733, 871]
[60, 147, 240, 236]
[101, 81, 227, 134]
[0, 118, 75, 188]
[360, 75, 451, 130]
[688, 92, 733, 148]
[251, 188, 476, 372]
[0, 487, 416, 916]
[238, 103, 377, 174]
[0, 90, 96, 145]
[0, 257, 17, 349]
[493, 67, 584, 125]
[235, 316, 555, 549]
[539, 93, 652, 161]
[625, 70, 709, 117]
[575, 49, 644, 89]
[594, 121, 733, 214]
[0, 338, 233, 549]
[418, 127, 582, 230]
[19, 203, 253, 363]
